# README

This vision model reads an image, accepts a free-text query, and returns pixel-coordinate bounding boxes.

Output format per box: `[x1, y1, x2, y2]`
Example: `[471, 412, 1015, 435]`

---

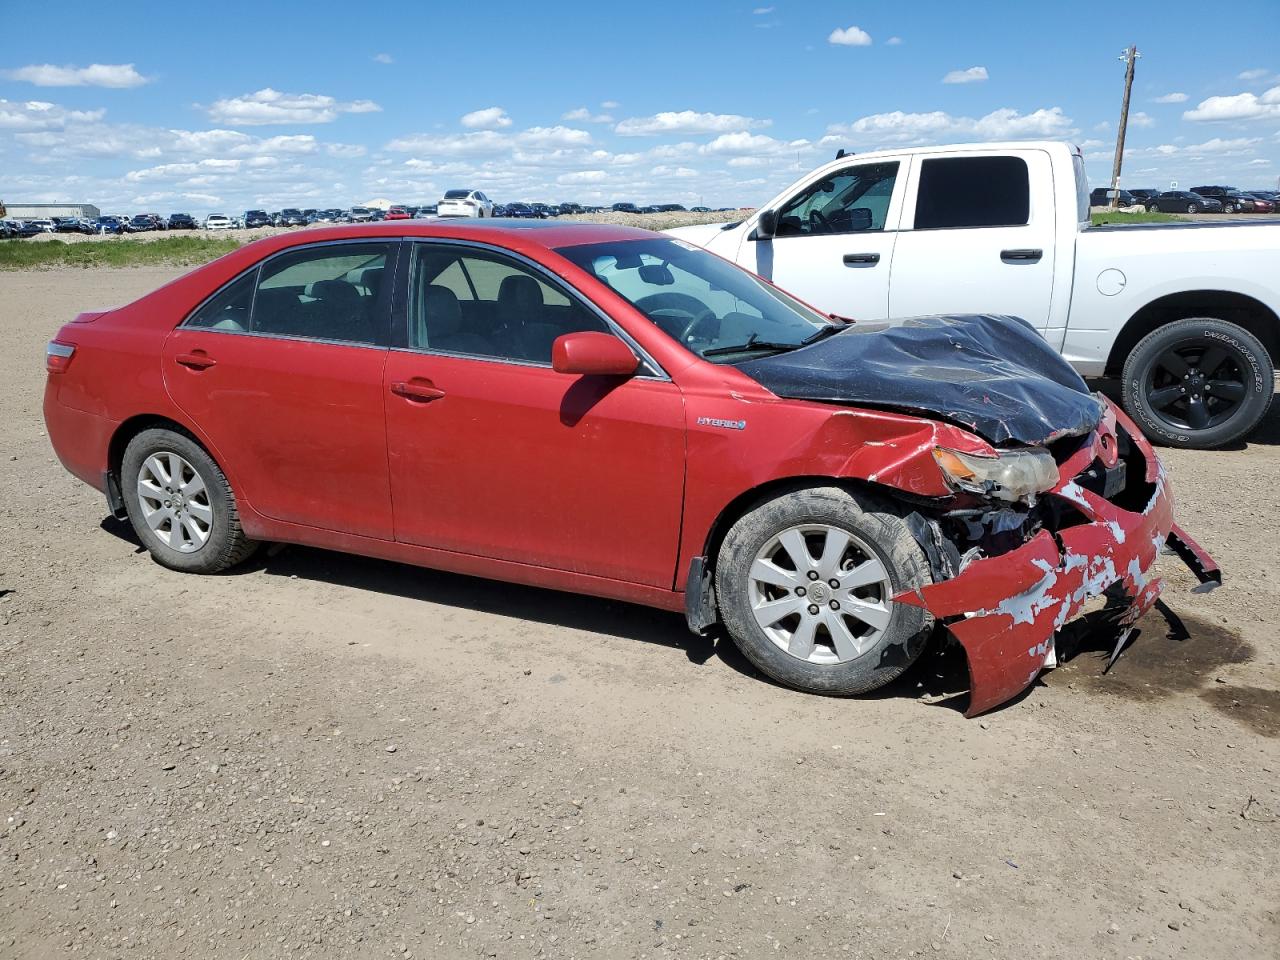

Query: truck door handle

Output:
[175, 351, 217, 370]
[1000, 248, 1043, 262]
[842, 253, 881, 265]
[391, 379, 446, 403]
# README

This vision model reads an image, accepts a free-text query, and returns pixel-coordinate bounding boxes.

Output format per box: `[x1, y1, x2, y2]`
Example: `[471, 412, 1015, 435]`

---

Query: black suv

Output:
[1189, 186, 1256, 213]
[278, 208, 307, 226]
[168, 213, 197, 229]
[1125, 188, 1161, 211]
[243, 210, 271, 228]
[1089, 188, 1137, 207]
[610, 202, 640, 213]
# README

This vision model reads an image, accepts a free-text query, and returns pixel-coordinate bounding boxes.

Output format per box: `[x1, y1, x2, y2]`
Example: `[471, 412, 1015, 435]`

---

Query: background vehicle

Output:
[667, 140, 1278, 449]
[347, 207, 374, 222]
[125, 215, 158, 233]
[168, 213, 198, 229]
[530, 202, 558, 219]
[1243, 193, 1276, 213]
[1126, 188, 1161, 210]
[437, 189, 494, 218]
[1153, 190, 1221, 213]
[278, 208, 307, 227]
[558, 202, 584, 215]
[1191, 186, 1258, 213]
[384, 205, 411, 220]
[611, 202, 639, 213]
[94, 216, 124, 234]
[204, 214, 232, 230]
[28, 219, 55, 234]
[1089, 187, 1138, 207]
[242, 210, 271, 229]
[41, 220, 1216, 718]
[502, 202, 536, 218]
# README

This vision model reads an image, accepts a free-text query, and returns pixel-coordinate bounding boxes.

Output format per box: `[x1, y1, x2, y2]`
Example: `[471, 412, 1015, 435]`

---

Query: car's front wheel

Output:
[1224, 203, 1237, 214]
[715, 487, 934, 696]
[1122, 317, 1274, 449]
[121, 428, 259, 573]
[1186, 202, 1200, 213]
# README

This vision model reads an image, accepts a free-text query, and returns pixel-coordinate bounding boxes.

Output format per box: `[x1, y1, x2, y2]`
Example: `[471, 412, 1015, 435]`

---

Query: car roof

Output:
[234, 219, 655, 260]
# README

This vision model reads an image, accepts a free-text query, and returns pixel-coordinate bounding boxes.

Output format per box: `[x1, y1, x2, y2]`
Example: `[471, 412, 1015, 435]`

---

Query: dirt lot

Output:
[2, 267, 1278, 960]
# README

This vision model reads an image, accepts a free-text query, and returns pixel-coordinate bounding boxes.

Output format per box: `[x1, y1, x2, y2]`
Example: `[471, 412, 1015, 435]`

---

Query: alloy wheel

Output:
[1143, 341, 1249, 432]
[747, 524, 893, 665]
[136, 451, 214, 553]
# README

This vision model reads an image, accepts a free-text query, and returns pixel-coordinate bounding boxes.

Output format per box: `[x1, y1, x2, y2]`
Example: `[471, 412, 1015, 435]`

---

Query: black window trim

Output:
[392, 237, 670, 381]
[179, 237, 402, 350]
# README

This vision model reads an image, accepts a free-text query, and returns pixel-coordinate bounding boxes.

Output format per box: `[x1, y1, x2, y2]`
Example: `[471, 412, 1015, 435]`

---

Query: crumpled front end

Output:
[896, 401, 1221, 716]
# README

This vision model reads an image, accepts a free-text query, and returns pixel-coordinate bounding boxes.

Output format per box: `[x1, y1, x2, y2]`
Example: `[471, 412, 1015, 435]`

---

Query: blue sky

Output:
[2, 0, 1279, 214]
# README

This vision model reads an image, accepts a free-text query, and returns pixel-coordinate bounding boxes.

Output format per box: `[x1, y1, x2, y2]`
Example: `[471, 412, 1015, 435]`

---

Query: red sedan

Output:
[43, 221, 1219, 714]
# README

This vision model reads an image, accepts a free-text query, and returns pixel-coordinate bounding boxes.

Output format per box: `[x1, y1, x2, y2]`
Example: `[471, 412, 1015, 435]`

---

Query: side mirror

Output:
[753, 209, 777, 240]
[552, 332, 640, 377]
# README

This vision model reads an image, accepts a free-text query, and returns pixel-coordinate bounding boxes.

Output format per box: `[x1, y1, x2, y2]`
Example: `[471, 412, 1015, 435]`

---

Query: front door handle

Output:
[1001, 248, 1043, 262]
[175, 351, 217, 370]
[391, 379, 446, 403]
[842, 252, 881, 265]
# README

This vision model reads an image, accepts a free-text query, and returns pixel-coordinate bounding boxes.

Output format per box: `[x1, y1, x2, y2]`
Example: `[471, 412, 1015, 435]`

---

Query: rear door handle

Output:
[175, 351, 217, 370]
[842, 252, 881, 265]
[1000, 248, 1043, 262]
[391, 379, 446, 403]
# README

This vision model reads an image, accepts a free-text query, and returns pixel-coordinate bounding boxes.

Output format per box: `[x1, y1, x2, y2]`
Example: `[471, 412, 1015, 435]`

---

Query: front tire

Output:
[715, 487, 933, 696]
[1121, 318, 1274, 449]
[1186, 203, 1200, 213]
[1224, 203, 1236, 214]
[121, 428, 259, 573]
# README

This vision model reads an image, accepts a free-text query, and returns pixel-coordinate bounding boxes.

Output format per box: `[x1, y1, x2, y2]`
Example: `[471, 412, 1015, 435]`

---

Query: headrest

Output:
[423, 284, 462, 336]
[497, 274, 544, 314]
[361, 267, 384, 298]
[310, 279, 361, 308]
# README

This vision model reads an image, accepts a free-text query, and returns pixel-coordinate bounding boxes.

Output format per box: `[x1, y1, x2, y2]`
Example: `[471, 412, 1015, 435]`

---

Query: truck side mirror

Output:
[752, 209, 777, 241]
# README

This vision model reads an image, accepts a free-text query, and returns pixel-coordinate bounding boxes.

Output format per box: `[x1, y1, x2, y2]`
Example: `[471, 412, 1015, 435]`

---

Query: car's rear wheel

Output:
[716, 487, 933, 696]
[1122, 317, 1274, 449]
[122, 428, 258, 573]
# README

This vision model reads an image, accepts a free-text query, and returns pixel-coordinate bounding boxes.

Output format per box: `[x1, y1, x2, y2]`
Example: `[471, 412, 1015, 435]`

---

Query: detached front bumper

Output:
[896, 402, 1221, 717]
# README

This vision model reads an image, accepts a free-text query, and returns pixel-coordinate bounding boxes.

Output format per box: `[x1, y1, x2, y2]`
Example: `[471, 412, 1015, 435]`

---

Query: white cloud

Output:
[562, 106, 614, 123]
[372, 53, 394, 64]
[601, 100, 619, 109]
[615, 110, 770, 136]
[1153, 92, 1188, 104]
[828, 26, 872, 47]
[460, 106, 512, 129]
[942, 66, 988, 84]
[1128, 111, 1155, 128]
[699, 131, 810, 156]
[206, 88, 381, 126]
[752, 5, 774, 13]
[386, 125, 590, 156]
[1183, 86, 1280, 123]
[2, 63, 149, 88]
[0, 99, 105, 130]
[326, 143, 367, 158]
[885, 36, 903, 46]
[824, 106, 1075, 146]
[1144, 137, 1262, 157]
[1238, 68, 1271, 81]
[557, 170, 607, 184]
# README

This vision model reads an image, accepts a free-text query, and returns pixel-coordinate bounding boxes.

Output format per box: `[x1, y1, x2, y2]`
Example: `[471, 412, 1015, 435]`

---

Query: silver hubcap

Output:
[136, 451, 213, 553]
[748, 524, 893, 665]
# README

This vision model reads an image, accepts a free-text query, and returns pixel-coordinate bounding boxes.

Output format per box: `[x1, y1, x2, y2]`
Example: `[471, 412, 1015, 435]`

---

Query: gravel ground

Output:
[1, 267, 1277, 960]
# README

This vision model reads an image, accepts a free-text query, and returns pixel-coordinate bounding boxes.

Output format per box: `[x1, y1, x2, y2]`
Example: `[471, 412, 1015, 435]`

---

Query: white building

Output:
[4, 202, 101, 220]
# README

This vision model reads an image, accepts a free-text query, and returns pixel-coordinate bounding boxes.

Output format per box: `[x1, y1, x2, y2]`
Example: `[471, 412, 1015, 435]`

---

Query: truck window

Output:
[914, 156, 1030, 230]
[774, 162, 899, 237]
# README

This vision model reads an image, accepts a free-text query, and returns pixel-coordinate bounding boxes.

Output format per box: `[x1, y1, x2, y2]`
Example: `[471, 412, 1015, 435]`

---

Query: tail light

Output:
[46, 340, 76, 374]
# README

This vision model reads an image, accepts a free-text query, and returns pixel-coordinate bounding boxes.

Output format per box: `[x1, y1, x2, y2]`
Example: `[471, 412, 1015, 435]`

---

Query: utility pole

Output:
[1110, 44, 1140, 209]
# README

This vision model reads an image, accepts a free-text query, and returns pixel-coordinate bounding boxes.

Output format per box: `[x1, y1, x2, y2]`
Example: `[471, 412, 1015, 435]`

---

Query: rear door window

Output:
[250, 242, 395, 344]
[913, 155, 1030, 229]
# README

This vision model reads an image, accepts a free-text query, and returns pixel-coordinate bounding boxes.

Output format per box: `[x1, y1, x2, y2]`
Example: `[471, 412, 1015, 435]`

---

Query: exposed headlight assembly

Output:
[933, 446, 1060, 503]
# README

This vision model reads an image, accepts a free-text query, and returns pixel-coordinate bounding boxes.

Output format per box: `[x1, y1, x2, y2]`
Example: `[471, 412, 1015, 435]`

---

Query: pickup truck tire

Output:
[715, 486, 933, 697]
[1122, 317, 1274, 449]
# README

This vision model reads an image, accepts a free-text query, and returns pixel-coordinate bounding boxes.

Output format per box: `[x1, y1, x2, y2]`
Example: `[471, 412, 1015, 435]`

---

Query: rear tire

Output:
[122, 428, 259, 573]
[715, 486, 934, 696]
[1121, 318, 1274, 449]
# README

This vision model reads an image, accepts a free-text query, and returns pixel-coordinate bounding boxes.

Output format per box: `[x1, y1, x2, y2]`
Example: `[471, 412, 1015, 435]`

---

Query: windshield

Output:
[556, 238, 834, 362]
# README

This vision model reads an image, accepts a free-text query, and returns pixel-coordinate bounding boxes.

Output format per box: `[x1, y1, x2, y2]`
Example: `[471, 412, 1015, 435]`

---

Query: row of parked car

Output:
[1090, 185, 1280, 214]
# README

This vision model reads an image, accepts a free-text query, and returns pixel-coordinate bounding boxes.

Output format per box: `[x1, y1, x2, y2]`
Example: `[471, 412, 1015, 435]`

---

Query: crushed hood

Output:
[736, 314, 1105, 446]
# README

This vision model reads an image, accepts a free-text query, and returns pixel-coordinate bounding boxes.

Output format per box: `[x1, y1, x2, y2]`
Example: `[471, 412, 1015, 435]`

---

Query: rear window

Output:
[914, 155, 1031, 230]
[444, 190, 470, 199]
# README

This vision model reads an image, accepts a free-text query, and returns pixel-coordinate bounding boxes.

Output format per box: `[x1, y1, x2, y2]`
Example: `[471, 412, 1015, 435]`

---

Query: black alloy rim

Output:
[1144, 339, 1249, 431]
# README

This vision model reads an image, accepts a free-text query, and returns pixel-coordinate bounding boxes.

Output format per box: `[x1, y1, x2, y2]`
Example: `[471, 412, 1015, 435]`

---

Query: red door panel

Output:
[383, 352, 685, 587]
[163, 329, 393, 539]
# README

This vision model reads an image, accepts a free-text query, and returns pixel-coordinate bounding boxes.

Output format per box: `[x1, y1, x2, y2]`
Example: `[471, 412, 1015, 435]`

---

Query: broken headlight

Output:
[933, 446, 1060, 503]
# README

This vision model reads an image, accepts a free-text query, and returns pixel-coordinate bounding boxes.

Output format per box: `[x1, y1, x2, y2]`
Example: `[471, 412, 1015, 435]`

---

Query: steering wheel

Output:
[634, 293, 718, 343]
[808, 208, 832, 233]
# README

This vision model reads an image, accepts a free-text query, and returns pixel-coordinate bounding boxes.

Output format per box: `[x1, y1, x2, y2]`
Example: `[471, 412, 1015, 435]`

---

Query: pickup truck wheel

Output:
[715, 487, 933, 696]
[1122, 318, 1274, 449]
[1186, 202, 1200, 213]
[1223, 203, 1237, 214]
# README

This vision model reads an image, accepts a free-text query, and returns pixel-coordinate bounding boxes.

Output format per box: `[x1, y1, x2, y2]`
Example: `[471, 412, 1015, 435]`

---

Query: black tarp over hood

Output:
[736, 314, 1105, 446]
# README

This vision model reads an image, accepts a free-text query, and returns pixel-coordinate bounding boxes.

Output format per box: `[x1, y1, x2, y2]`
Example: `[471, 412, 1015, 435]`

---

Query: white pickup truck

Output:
[666, 141, 1278, 449]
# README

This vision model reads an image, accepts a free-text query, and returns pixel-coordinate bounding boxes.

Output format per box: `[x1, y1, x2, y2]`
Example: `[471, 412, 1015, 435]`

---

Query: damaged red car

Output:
[43, 221, 1221, 714]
